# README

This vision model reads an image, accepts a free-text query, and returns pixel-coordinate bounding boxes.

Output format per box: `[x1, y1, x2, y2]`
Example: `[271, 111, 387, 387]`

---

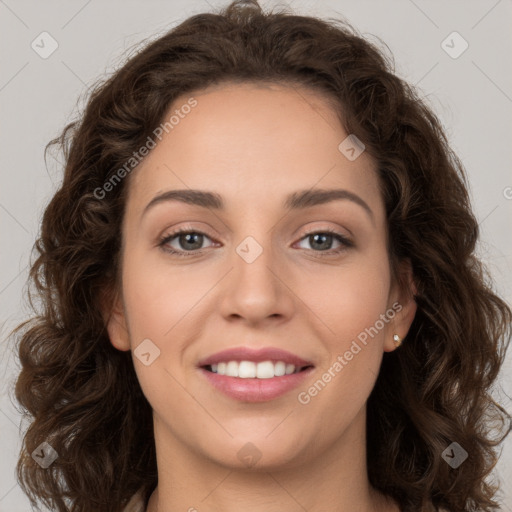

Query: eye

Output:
[158, 229, 214, 257]
[157, 227, 354, 258]
[294, 228, 353, 255]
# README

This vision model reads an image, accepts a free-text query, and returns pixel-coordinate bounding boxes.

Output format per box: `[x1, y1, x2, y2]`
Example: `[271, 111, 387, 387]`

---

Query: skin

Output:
[105, 82, 417, 512]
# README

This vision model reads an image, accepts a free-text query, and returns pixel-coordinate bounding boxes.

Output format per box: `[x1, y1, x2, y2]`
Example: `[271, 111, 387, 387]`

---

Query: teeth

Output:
[256, 361, 274, 378]
[209, 360, 303, 378]
[285, 363, 295, 375]
[226, 361, 239, 377]
[239, 361, 256, 378]
[274, 361, 286, 376]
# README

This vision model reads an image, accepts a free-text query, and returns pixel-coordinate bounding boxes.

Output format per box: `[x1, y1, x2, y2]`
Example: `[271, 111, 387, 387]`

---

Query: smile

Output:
[206, 360, 310, 378]
[197, 346, 315, 402]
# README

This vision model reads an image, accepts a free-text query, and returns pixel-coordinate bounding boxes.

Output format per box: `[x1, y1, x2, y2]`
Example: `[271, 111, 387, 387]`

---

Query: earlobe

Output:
[384, 259, 418, 352]
[100, 288, 131, 352]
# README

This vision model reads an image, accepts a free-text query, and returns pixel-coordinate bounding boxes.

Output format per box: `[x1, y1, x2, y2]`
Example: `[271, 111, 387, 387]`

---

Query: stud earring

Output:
[393, 334, 402, 348]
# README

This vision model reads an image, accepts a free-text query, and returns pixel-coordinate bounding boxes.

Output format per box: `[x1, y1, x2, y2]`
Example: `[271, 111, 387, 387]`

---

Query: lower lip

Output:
[199, 367, 315, 402]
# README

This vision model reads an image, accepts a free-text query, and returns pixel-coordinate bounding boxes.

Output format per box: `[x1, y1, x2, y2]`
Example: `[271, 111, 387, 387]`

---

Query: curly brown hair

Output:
[9, 1, 511, 511]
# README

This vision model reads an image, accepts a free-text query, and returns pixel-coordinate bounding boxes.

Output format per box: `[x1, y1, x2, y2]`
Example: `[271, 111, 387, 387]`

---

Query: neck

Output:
[145, 407, 399, 512]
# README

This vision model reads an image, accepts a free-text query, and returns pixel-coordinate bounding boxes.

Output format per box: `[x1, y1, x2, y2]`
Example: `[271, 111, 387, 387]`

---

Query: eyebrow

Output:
[142, 188, 374, 222]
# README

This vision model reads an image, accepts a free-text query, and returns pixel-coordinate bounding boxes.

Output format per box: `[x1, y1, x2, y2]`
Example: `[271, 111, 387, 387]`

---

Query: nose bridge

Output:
[230, 203, 279, 268]
[220, 226, 291, 322]
[233, 230, 278, 291]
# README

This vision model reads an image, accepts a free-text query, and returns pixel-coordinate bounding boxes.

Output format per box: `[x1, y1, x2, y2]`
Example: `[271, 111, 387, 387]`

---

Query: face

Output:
[106, 82, 417, 471]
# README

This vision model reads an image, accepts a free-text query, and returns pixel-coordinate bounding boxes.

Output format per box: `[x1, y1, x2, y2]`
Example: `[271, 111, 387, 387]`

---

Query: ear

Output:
[383, 258, 418, 353]
[100, 287, 131, 352]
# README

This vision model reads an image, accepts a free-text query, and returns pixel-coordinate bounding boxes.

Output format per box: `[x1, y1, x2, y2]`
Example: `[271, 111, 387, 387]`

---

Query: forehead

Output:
[126, 81, 382, 219]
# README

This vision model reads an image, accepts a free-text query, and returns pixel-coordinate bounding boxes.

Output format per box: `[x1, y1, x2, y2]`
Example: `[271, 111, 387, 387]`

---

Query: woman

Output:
[11, 1, 511, 511]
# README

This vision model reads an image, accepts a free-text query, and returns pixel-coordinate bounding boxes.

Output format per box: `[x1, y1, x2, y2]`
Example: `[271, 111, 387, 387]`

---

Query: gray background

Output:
[1, 0, 511, 510]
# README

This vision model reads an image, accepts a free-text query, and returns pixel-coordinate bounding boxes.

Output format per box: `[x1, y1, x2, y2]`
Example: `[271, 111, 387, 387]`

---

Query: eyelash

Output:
[157, 227, 354, 258]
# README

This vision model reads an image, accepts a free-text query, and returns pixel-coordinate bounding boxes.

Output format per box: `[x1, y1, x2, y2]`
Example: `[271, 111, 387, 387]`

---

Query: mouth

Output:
[202, 361, 314, 378]
[197, 346, 315, 402]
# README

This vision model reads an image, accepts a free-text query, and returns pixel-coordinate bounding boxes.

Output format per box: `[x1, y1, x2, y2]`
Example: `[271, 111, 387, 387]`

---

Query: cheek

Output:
[121, 247, 209, 340]
[119, 251, 201, 416]
[294, 252, 391, 412]
[120, 248, 219, 397]
[299, 250, 392, 345]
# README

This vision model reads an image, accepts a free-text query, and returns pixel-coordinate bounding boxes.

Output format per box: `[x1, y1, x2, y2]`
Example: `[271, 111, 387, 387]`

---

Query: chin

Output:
[201, 434, 313, 471]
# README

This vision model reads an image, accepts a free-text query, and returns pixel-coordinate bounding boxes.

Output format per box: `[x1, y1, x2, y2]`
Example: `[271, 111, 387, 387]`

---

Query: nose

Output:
[218, 234, 295, 326]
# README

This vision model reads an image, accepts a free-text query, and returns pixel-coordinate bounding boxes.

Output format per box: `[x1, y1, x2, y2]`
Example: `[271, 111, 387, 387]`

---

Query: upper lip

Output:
[197, 347, 314, 368]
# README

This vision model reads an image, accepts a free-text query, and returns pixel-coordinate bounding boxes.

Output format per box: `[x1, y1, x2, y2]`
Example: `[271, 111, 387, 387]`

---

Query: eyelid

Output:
[156, 223, 217, 253]
[157, 222, 216, 242]
[299, 225, 351, 241]
[157, 223, 354, 258]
